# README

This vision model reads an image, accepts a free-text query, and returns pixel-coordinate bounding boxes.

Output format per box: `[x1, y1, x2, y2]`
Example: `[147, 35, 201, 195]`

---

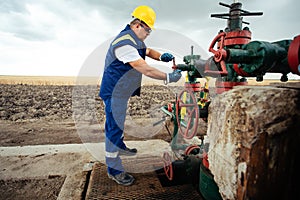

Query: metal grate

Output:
[85, 158, 203, 200]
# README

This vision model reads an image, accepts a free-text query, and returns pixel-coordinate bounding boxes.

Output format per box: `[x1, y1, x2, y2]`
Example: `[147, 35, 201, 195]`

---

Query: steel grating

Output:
[85, 157, 204, 200]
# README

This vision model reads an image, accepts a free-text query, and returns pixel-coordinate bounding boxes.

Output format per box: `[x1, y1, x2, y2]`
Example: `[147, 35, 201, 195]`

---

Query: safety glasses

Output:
[139, 23, 152, 34]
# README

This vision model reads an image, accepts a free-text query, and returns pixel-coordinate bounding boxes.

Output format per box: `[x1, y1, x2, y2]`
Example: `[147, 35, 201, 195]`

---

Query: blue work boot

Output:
[108, 172, 135, 186]
[119, 147, 137, 156]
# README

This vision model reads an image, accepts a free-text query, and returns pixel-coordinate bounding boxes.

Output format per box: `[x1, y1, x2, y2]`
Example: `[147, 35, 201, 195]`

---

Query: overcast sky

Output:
[0, 0, 299, 79]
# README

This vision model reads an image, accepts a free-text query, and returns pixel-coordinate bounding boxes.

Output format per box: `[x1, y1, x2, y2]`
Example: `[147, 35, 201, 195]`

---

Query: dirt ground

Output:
[0, 175, 66, 200]
[0, 83, 179, 199]
[0, 84, 179, 144]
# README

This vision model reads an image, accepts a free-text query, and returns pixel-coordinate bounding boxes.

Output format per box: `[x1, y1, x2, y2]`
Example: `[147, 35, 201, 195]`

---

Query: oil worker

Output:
[99, 5, 182, 186]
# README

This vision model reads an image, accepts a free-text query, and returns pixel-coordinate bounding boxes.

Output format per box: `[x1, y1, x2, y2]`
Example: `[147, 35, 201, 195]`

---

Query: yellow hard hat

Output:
[131, 5, 156, 29]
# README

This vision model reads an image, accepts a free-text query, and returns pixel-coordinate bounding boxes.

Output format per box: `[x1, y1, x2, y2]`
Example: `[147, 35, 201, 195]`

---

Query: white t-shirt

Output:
[115, 45, 142, 64]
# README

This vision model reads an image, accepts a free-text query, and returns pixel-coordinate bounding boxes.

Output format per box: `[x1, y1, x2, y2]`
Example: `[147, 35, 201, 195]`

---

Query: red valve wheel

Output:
[184, 145, 201, 155]
[162, 152, 173, 181]
[205, 32, 228, 76]
[176, 88, 199, 139]
[288, 35, 300, 76]
[209, 32, 227, 63]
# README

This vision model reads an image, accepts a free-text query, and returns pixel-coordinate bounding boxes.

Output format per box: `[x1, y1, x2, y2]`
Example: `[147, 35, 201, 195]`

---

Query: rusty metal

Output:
[85, 161, 203, 200]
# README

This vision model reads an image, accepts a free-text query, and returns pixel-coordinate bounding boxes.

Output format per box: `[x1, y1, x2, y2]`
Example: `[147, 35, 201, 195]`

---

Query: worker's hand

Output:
[168, 70, 182, 83]
[160, 53, 174, 62]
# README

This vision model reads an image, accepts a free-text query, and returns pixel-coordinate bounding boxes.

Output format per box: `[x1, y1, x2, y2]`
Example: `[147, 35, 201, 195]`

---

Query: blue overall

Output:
[99, 25, 146, 175]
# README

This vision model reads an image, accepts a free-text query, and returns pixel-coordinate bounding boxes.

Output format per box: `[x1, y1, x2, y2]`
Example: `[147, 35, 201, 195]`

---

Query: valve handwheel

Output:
[209, 31, 226, 63]
[162, 152, 173, 181]
[206, 32, 228, 76]
[288, 35, 300, 76]
[176, 88, 199, 139]
[184, 145, 201, 155]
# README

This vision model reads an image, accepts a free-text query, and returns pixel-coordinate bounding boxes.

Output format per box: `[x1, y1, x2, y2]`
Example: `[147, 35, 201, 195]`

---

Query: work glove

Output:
[167, 69, 182, 83]
[160, 53, 174, 62]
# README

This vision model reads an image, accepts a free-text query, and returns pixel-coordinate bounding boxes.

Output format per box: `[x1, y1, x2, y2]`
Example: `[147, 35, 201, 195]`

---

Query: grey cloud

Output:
[155, 0, 299, 44]
[0, 0, 29, 14]
[240, 0, 300, 41]
[70, 0, 137, 21]
[0, 0, 299, 43]
[0, 0, 138, 41]
[0, 0, 56, 41]
[13, 28, 54, 41]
